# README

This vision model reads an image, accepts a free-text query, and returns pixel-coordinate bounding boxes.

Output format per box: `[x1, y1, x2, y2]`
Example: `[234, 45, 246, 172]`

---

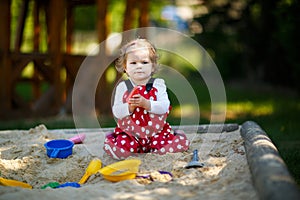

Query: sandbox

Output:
[0, 121, 299, 200]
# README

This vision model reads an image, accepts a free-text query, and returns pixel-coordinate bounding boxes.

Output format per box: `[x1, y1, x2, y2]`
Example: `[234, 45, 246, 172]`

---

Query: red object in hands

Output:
[126, 86, 140, 102]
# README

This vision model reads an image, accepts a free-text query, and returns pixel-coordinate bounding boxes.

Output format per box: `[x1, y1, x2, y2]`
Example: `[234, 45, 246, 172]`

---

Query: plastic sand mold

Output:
[44, 139, 74, 158]
[68, 133, 86, 144]
[98, 159, 141, 182]
[41, 182, 80, 189]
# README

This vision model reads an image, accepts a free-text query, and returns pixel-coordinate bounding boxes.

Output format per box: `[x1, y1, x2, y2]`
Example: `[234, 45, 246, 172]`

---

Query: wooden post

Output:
[123, 0, 137, 31]
[48, 0, 65, 113]
[0, 0, 12, 112]
[241, 121, 300, 200]
[14, 0, 29, 52]
[33, 0, 41, 99]
[137, 0, 149, 38]
[66, 4, 74, 54]
[96, 0, 111, 114]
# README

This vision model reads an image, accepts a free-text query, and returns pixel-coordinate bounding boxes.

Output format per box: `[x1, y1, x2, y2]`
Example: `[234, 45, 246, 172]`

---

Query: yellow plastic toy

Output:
[78, 158, 102, 184]
[0, 177, 32, 189]
[98, 159, 141, 182]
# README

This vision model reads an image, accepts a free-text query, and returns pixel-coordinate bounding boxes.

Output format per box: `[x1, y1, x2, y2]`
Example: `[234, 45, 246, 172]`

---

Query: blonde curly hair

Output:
[115, 38, 159, 73]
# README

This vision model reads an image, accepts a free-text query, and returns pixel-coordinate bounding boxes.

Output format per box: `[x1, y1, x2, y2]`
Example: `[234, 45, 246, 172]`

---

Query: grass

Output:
[0, 81, 300, 186]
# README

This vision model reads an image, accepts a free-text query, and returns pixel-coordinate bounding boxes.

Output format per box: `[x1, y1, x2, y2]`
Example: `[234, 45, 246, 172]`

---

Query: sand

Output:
[0, 124, 258, 200]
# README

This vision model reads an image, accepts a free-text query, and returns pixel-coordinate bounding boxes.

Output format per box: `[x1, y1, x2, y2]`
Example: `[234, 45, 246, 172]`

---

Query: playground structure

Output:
[0, 0, 149, 119]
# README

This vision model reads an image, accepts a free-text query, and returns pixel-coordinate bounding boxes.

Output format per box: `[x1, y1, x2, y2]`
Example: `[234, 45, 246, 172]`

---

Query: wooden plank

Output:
[0, 0, 12, 111]
[14, 0, 29, 52]
[241, 121, 300, 200]
[33, 0, 41, 99]
[66, 4, 74, 54]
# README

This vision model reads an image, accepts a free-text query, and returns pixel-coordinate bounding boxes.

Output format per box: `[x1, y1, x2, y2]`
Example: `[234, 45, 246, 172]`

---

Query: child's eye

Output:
[130, 62, 136, 64]
[142, 61, 149, 64]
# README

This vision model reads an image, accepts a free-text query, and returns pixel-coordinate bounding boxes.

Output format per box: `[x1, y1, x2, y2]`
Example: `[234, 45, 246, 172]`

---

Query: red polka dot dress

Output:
[104, 79, 190, 160]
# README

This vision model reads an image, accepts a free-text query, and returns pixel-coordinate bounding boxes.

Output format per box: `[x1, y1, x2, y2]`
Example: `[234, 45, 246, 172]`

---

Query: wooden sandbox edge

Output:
[241, 121, 300, 200]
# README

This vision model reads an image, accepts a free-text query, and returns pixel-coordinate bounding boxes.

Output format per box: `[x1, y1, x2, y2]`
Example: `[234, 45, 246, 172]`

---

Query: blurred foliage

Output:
[193, 0, 300, 92]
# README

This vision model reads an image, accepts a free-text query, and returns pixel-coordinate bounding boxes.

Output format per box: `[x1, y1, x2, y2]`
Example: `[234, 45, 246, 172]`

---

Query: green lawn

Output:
[0, 82, 299, 185]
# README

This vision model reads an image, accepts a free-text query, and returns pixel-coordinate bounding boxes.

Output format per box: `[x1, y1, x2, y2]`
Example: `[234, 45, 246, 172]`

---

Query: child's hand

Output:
[128, 94, 151, 112]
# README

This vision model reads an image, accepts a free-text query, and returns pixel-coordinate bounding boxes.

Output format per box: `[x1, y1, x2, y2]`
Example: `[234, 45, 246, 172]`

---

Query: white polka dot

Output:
[146, 130, 150, 135]
[120, 148, 125, 153]
[122, 135, 127, 138]
[148, 121, 152, 126]
[155, 124, 160, 129]
[160, 148, 165, 153]
[144, 91, 147, 95]
[136, 120, 140, 125]
[144, 110, 147, 114]
[153, 140, 158, 145]
[150, 114, 154, 118]
[167, 129, 171, 132]
[177, 144, 182, 149]
[136, 108, 140, 112]
[130, 148, 134, 152]
[175, 139, 179, 143]
[150, 97, 154, 101]
[169, 147, 174, 152]
[161, 141, 165, 144]
[180, 136, 184, 140]
[130, 141, 134, 146]
[133, 114, 136, 118]
[186, 140, 189, 145]
[113, 147, 116, 151]
[131, 126, 135, 131]
[154, 134, 159, 138]
[127, 120, 130, 124]
[121, 140, 126, 145]
[141, 127, 145, 132]
[168, 140, 172, 144]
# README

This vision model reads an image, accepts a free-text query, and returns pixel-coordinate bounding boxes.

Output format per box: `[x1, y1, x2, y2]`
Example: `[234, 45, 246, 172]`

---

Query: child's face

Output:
[125, 49, 154, 85]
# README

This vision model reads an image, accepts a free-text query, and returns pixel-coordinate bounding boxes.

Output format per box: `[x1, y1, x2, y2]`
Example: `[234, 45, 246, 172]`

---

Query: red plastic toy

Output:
[126, 86, 140, 102]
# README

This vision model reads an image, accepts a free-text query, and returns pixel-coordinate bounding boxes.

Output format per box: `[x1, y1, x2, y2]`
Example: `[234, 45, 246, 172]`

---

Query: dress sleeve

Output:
[149, 78, 170, 114]
[112, 81, 131, 119]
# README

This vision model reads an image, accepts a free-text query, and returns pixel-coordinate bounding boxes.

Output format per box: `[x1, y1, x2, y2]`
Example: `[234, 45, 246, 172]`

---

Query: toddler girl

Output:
[103, 38, 189, 160]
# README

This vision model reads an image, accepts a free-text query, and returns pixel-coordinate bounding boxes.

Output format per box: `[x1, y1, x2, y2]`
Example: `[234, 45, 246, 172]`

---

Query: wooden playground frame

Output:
[0, 0, 149, 118]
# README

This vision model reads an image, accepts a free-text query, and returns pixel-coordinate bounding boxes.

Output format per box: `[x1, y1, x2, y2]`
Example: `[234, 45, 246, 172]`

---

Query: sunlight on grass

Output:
[172, 104, 199, 118]
[21, 62, 34, 78]
[226, 101, 274, 119]
[171, 101, 274, 122]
